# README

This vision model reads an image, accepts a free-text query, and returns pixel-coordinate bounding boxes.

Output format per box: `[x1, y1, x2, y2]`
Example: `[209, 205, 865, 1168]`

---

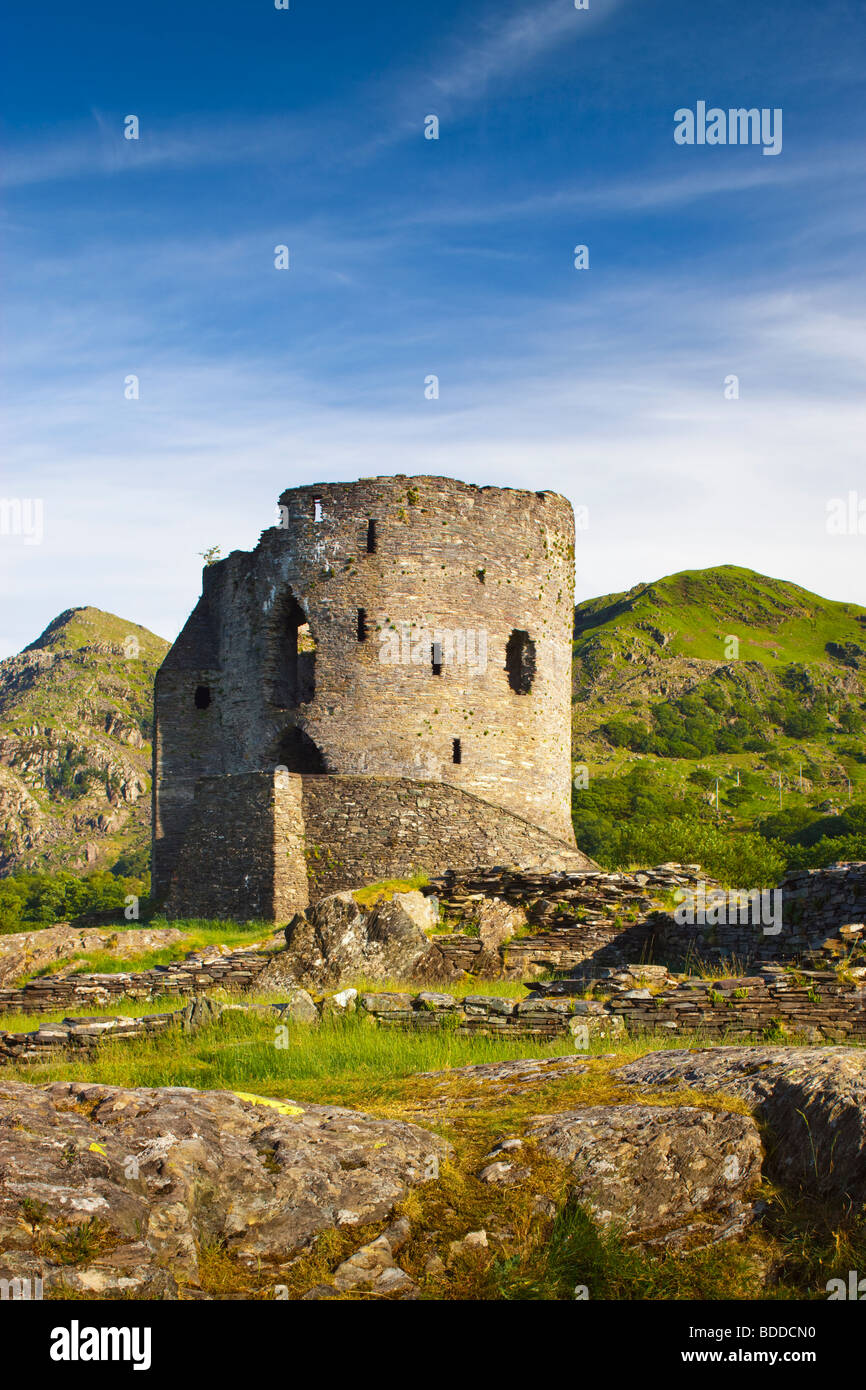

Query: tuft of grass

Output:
[351, 875, 430, 908]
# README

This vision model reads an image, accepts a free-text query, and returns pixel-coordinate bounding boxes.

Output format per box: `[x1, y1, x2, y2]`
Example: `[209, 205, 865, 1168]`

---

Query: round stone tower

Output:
[153, 475, 578, 904]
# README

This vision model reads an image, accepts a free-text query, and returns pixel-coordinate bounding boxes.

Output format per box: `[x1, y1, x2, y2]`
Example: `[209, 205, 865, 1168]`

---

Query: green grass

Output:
[0, 1005, 823, 1105]
[0, 1008, 578, 1100]
[346, 973, 534, 999]
[575, 565, 866, 668]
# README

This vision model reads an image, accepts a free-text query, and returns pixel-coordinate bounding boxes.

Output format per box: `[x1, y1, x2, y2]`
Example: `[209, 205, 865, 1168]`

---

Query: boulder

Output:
[616, 1046, 866, 1209]
[330, 1233, 418, 1298]
[272, 987, 320, 1025]
[275, 890, 461, 988]
[527, 1104, 763, 1239]
[473, 898, 526, 954]
[0, 1080, 450, 1297]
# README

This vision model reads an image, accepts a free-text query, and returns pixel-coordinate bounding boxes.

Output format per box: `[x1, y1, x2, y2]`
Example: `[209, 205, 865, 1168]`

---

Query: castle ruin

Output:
[152, 475, 595, 920]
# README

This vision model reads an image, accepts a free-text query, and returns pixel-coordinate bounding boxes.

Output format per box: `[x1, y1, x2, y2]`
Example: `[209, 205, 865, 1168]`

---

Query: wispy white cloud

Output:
[426, 0, 625, 103]
[1, 0, 629, 189]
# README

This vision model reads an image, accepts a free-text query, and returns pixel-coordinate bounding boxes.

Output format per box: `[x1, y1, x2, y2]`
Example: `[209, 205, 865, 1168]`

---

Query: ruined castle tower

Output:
[153, 476, 594, 920]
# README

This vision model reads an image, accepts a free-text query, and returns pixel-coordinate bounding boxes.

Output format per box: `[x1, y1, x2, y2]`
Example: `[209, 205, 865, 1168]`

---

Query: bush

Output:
[572, 765, 785, 884]
[606, 818, 785, 887]
[780, 834, 866, 871]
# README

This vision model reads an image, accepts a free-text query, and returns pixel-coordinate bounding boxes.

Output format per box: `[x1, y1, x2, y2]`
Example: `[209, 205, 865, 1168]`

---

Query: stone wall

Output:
[0, 944, 275, 1016]
[652, 863, 866, 967]
[565, 964, 866, 1043]
[428, 862, 866, 972]
[300, 775, 592, 899]
[154, 475, 581, 907]
[167, 774, 310, 921]
[164, 771, 593, 919]
[426, 863, 708, 972]
[6, 969, 865, 1066]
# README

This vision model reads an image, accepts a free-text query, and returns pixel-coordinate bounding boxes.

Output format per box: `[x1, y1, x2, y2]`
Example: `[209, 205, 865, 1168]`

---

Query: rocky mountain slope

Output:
[0, 608, 169, 875]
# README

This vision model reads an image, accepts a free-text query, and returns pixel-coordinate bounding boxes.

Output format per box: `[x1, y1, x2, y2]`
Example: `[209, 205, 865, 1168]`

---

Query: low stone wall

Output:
[536, 963, 866, 1043]
[0, 1008, 179, 1063]
[355, 990, 622, 1041]
[4, 966, 866, 1066]
[0, 945, 275, 1016]
[426, 863, 708, 971]
[0, 989, 617, 1065]
[653, 863, 866, 967]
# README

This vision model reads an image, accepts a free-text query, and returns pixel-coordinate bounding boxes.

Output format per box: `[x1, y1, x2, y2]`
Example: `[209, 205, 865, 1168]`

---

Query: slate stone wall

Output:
[163, 770, 593, 919]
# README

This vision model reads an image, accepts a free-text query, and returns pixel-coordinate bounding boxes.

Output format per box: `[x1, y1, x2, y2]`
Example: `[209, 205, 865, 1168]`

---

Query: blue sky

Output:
[1, 0, 865, 655]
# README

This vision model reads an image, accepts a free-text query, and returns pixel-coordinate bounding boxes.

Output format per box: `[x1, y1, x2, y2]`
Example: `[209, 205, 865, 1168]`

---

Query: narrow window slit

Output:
[505, 629, 536, 695]
[431, 640, 442, 676]
[357, 608, 368, 642]
[452, 738, 462, 765]
[366, 519, 377, 553]
[194, 685, 211, 710]
[313, 496, 323, 523]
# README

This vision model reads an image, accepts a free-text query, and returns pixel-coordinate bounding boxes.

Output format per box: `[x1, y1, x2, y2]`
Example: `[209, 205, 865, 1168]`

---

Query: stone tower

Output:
[153, 476, 594, 920]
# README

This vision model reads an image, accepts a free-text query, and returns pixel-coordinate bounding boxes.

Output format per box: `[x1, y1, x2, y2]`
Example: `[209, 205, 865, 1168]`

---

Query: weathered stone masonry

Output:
[153, 476, 595, 919]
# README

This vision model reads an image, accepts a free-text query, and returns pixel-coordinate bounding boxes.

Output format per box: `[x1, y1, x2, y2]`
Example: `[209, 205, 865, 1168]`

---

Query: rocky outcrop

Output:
[616, 1047, 866, 1208]
[0, 923, 187, 989]
[0, 1080, 449, 1297]
[526, 1104, 762, 1244]
[264, 890, 462, 989]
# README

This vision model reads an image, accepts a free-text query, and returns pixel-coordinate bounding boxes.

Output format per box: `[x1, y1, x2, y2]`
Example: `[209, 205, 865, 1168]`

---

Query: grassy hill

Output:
[572, 566, 866, 881]
[0, 607, 169, 876]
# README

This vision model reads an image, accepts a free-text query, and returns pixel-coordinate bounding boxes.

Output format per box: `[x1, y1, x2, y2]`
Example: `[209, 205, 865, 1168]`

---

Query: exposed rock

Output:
[473, 898, 527, 954]
[0, 608, 169, 876]
[382, 1214, 411, 1254]
[616, 1046, 866, 1209]
[527, 1104, 763, 1239]
[447, 1230, 489, 1264]
[485, 1138, 523, 1156]
[277, 890, 461, 988]
[0, 1080, 450, 1297]
[418, 1055, 589, 1089]
[478, 1161, 531, 1186]
[0, 923, 186, 989]
[320, 988, 358, 1017]
[331, 1234, 418, 1298]
[272, 987, 320, 1025]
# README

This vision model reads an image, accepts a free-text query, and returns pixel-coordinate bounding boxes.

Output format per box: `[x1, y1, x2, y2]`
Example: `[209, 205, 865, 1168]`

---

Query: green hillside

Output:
[0, 607, 170, 876]
[572, 566, 866, 882]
